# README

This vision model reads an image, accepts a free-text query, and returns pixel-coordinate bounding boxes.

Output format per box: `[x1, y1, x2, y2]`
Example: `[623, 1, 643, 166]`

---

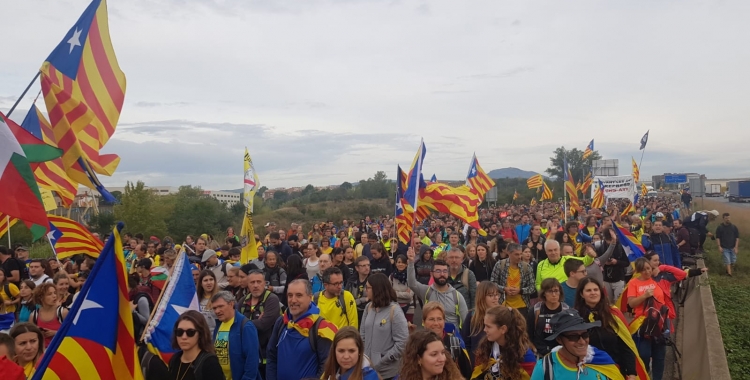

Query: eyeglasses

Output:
[545, 289, 560, 294]
[486, 293, 499, 298]
[175, 328, 198, 337]
[561, 332, 590, 342]
[432, 269, 449, 275]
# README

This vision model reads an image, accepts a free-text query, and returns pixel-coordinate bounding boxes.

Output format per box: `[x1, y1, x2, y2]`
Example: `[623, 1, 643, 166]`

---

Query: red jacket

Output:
[499, 228, 518, 243]
[0, 357, 24, 380]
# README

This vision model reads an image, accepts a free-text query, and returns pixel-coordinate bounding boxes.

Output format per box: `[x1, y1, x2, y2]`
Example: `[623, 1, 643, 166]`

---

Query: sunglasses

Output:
[561, 332, 590, 342]
[174, 328, 198, 338]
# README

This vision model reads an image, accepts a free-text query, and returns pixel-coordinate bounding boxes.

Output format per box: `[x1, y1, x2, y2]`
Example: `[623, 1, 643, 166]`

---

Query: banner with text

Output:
[592, 176, 634, 199]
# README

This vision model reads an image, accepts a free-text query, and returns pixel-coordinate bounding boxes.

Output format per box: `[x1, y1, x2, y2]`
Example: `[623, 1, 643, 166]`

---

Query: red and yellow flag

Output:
[526, 174, 543, 189]
[565, 169, 580, 213]
[631, 157, 640, 183]
[47, 215, 104, 259]
[541, 181, 553, 201]
[465, 154, 496, 197]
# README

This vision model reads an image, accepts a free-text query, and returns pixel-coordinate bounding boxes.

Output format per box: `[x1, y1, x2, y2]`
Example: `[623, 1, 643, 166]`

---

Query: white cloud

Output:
[1, 0, 749, 189]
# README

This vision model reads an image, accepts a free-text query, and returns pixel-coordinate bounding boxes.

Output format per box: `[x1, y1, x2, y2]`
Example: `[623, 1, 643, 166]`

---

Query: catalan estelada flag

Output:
[583, 139, 594, 159]
[21, 105, 78, 207]
[526, 174, 543, 189]
[403, 139, 426, 214]
[32, 222, 142, 380]
[591, 179, 605, 209]
[541, 181, 553, 201]
[579, 172, 592, 196]
[631, 157, 640, 183]
[39, 0, 124, 201]
[465, 153, 495, 197]
[399, 166, 430, 222]
[144, 251, 199, 363]
[47, 215, 104, 259]
[641, 182, 648, 197]
[563, 158, 579, 214]
[613, 222, 645, 262]
[395, 165, 412, 244]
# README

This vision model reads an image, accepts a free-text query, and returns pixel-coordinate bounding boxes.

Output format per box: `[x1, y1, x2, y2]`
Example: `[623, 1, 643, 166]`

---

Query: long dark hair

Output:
[574, 277, 617, 333]
[367, 273, 396, 309]
[197, 270, 217, 301]
[321, 326, 381, 380]
[474, 306, 533, 380]
[285, 255, 306, 280]
[10, 323, 44, 366]
[171, 310, 215, 353]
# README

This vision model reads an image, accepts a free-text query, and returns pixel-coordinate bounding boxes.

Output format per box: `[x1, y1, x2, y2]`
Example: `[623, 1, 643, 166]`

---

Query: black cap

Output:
[545, 309, 601, 341]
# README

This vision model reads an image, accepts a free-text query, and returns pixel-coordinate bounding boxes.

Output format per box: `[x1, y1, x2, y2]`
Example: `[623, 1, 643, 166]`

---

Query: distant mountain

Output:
[487, 167, 545, 179]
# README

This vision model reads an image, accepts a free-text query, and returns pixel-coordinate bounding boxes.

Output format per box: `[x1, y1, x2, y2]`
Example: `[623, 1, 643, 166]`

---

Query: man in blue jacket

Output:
[267, 279, 336, 380]
[212, 291, 261, 380]
[642, 220, 681, 268]
[515, 214, 532, 244]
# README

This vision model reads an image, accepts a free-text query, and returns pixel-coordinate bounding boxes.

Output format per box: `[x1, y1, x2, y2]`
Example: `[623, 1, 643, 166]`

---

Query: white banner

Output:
[592, 176, 634, 199]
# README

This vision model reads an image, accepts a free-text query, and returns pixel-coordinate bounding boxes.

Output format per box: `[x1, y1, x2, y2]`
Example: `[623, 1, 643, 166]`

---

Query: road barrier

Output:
[675, 259, 731, 380]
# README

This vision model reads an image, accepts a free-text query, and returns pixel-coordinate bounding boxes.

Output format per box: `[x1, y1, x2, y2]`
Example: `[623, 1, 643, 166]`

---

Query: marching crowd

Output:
[0, 195, 740, 380]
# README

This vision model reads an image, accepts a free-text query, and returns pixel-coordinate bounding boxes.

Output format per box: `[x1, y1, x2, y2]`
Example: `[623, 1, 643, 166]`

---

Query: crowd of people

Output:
[0, 194, 738, 380]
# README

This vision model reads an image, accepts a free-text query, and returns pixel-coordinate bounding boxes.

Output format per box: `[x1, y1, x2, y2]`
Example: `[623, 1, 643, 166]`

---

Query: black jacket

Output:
[599, 241, 629, 283]
[370, 255, 393, 277]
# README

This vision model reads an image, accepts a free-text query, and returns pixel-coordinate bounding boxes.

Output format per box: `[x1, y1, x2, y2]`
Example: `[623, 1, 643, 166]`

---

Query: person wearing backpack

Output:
[491, 243, 536, 315]
[127, 274, 154, 344]
[0, 246, 28, 286]
[406, 249, 468, 329]
[628, 257, 670, 380]
[446, 248, 476, 309]
[211, 291, 261, 380]
[28, 283, 68, 349]
[314, 267, 358, 330]
[168, 310, 226, 380]
[267, 279, 337, 380]
[240, 268, 281, 376]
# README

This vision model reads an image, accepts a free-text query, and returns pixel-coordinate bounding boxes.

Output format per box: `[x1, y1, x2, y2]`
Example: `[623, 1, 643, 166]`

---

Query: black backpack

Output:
[637, 296, 671, 343]
[132, 292, 155, 341]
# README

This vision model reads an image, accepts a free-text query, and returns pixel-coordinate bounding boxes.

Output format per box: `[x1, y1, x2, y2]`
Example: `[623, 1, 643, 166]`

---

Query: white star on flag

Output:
[172, 304, 191, 315]
[73, 296, 103, 325]
[67, 28, 82, 53]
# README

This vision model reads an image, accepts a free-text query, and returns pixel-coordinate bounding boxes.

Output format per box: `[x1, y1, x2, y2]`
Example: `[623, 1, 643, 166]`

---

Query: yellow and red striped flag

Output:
[526, 174, 543, 189]
[47, 215, 104, 259]
[621, 201, 635, 217]
[513, 190, 519, 201]
[591, 180, 605, 209]
[541, 181, 553, 201]
[631, 157, 640, 183]
[465, 154, 495, 197]
[400, 167, 431, 222]
[21, 105, 78, 207]
[583, 139, 594, 159]
[420, 183, 484, 234]
[0, 213, 18, 239]
[579, 173, 592, 195]
[641, 182, 648, 198]
[564, 158, 580, 213]
[530, 198, 537, 206]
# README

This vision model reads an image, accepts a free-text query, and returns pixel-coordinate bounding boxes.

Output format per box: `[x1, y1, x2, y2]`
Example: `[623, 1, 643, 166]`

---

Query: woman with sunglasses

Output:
[168, 310, 225, 380]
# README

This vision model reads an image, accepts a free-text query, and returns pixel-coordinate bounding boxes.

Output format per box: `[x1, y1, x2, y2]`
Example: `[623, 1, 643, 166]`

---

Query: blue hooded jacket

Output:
[213, 310, 261, 380]
[267, 303, 333, 380]
[338, 357, 380, 380]
[642, 232, 681, 268]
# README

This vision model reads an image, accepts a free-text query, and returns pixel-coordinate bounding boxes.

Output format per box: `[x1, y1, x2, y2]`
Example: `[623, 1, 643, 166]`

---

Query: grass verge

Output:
[701, 199, 750, 379]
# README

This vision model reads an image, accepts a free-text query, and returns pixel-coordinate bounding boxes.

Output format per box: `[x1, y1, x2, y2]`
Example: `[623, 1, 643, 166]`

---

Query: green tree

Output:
[165, 186, 235, 241]
[114, 181, 170, 238]
[340, 182, 353, 191]
[88, 211, 117, 236]
[546, 147, 602, 184]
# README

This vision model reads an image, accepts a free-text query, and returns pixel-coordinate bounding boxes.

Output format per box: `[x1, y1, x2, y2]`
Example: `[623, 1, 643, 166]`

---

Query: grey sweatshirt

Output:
[407, 262, 468, 328]
[360, 301, 409, 378]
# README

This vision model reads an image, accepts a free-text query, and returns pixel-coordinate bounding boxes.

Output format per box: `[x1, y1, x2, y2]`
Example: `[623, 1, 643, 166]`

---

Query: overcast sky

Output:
[2, 0, 749, 190]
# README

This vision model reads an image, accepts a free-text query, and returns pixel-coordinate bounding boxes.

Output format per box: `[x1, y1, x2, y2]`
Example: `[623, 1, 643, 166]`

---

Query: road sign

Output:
[665, 174, 687, 184]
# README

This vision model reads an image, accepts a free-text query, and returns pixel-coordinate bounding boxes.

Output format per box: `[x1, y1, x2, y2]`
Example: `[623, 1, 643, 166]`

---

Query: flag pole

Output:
[6, 71, 41, 118]
[6, 216, 10, 247]
[638, 145, 647, 176]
